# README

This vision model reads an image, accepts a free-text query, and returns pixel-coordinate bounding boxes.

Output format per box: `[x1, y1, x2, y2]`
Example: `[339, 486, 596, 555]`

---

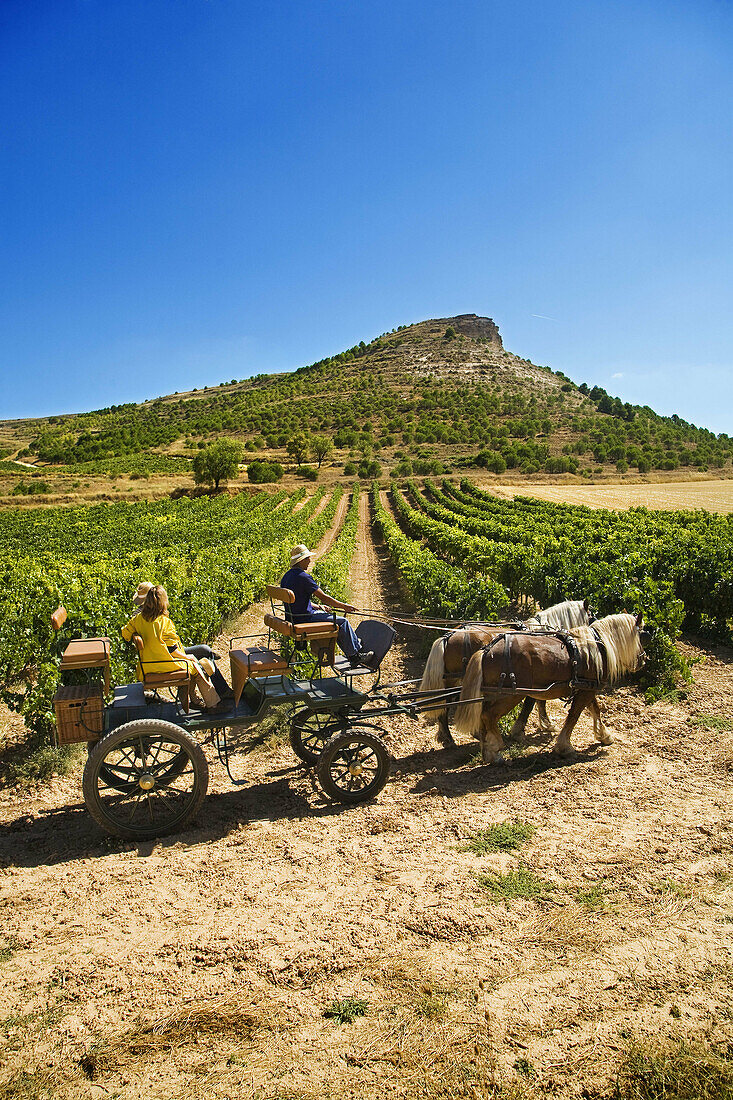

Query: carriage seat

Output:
[51, 605, 112, 693]
[228, 645, 290, 706]
[263, 613, 339, 640]
[264, 586, 339, 640]
[131, 634, 192, 714]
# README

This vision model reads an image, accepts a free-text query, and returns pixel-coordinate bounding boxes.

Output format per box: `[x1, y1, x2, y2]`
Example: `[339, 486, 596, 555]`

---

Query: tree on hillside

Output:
[286, 434, 310, 467]
[192, 439, 242, 490]
[310, 434, 334, 469]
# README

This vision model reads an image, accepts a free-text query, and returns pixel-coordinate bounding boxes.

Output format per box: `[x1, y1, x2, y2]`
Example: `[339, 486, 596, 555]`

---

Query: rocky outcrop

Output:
[435, 314, 502, 345]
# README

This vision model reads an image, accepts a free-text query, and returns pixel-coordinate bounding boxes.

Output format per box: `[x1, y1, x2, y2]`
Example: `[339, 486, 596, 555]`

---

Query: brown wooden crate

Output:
[53, 684, 104, 745]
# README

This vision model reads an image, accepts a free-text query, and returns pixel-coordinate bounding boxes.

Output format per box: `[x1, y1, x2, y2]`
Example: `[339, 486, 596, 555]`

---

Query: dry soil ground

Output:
[489, 478, 733, 513]
[0, 494, 732, 1100]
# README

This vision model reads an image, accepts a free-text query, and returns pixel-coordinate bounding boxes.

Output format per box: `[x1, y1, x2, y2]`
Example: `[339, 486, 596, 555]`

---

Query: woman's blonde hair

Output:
[140, 584, 168, 622]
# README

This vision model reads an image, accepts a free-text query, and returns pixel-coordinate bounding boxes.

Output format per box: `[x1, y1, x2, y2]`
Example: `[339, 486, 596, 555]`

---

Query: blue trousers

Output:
[302, 612, 360, 657]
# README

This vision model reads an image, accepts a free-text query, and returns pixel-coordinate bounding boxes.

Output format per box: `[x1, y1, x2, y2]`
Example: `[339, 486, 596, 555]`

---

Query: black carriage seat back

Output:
[355, 619, 396, 669]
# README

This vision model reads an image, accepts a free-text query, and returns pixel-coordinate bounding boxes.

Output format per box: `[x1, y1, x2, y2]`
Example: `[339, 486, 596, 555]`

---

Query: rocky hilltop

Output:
[434, 313, 502, 343]
[0, 315, 730, 495]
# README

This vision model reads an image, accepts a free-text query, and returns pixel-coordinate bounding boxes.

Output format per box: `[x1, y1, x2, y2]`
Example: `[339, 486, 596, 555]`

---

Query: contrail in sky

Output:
[531, 313, 559, 322]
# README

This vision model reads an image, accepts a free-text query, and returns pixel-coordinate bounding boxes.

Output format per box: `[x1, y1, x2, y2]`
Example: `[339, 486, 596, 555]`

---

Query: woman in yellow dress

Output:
[122, 585, 221, 710]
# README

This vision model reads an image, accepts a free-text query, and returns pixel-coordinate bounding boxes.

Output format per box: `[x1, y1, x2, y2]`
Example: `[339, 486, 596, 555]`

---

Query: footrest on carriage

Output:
[332, 656, 378, 677]
[112, 683, 147, 709]
[230, 646, 291, 706]
[108, 682, 149, 728]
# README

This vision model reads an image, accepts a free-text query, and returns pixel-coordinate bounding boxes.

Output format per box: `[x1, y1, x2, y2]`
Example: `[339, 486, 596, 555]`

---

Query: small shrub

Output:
[476, 864, 555, 902]
[443, 326, 457, 340]
[324, 997, 368, 1024]
[462, 820, 536, 854]
[414, 992, 448, 1020]
[247, 460, 283, 483]
[12, 480, 51, 495]
[576, 883, 607, 909]
[299, 464, 318, 482]
[0, 935, 21, 963]
[343, 461, 358, 476]
[688, 714, 732, 731]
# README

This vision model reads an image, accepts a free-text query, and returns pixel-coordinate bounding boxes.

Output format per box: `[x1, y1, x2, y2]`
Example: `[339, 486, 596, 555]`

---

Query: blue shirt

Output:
[280, 566, 319, 621]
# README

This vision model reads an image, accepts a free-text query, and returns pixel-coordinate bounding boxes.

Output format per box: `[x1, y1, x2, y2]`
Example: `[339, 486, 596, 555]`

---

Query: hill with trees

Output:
[1, 314, 731, 500]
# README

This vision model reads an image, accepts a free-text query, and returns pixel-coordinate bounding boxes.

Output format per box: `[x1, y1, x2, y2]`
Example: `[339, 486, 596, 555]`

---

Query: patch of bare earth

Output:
[489, 478, 733, 513]
[0, 497, 731, 1098]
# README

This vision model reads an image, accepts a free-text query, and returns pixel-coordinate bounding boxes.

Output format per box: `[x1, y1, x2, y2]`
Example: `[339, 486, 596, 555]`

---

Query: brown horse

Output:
[418, 599, 595, 746]
[454, 613, 648, 764]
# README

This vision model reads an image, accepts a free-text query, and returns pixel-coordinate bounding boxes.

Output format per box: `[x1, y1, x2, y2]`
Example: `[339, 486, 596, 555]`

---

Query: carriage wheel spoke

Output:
[126, 793, 144, 823]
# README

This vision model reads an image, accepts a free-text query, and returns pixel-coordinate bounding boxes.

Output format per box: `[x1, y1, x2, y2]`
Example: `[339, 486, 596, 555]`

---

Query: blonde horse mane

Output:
[528, 599, 588, 631]
[454, 649, 485, 737]
[419, 636, 448, 725]
[569, 613, 642, 684]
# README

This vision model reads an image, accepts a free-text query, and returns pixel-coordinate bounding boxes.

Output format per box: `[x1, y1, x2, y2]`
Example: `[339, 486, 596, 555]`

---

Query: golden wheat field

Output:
[488, 478, 733, 513]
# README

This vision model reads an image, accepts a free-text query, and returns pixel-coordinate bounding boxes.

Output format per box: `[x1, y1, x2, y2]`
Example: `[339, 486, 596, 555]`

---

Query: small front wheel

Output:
[82, 719, 208, 839]
[317, 728, 391, 805]
[290, 708, 345, 765]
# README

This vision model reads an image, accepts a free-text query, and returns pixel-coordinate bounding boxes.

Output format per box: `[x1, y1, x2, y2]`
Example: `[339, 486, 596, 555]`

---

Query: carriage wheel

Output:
[317, 728, 391, 805]
[82, 719, 209, 840]
[85, 737, 189, 795]
[289, 708, 346, 765]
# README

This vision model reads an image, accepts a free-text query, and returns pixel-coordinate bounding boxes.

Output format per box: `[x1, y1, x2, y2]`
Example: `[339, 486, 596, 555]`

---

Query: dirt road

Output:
[1, 494, 732, 1099]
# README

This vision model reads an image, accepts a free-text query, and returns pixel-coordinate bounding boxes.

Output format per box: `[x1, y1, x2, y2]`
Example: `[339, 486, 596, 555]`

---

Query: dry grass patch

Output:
[613, 1038, 733, 1100]
[526, 902, 606, 953]
[79, 992, 284, 1078]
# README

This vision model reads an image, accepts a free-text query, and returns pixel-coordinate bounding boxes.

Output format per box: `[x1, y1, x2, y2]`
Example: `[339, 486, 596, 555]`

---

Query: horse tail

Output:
[454, 649, 485, 737]
[419, 636, 447, 726]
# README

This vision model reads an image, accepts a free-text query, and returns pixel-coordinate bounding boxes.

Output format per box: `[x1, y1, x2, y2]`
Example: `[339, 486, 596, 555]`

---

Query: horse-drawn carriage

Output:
[50, 593, 649, 842]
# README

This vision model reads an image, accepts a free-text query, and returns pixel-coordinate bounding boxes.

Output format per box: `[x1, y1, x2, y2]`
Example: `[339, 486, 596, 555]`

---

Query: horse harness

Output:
[479, 627, 608, 697]
[442, 622, 527, 676]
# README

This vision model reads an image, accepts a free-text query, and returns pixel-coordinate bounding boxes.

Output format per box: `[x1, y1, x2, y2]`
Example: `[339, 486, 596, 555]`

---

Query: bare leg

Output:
[588, 697, 613, 745]
[554, 693, 592, 755]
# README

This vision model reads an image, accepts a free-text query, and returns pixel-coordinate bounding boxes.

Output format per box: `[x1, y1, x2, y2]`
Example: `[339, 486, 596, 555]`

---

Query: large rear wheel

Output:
[83, 719, 208, 839]
[317, 728, 391, 805]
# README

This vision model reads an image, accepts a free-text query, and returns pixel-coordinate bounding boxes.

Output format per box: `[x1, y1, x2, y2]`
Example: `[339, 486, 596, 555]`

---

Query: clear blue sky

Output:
[1, 0, 731, 432]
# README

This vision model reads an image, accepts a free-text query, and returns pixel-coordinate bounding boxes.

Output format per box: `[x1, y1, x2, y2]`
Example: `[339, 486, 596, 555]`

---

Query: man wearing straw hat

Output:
[280, 545, 375, 668]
